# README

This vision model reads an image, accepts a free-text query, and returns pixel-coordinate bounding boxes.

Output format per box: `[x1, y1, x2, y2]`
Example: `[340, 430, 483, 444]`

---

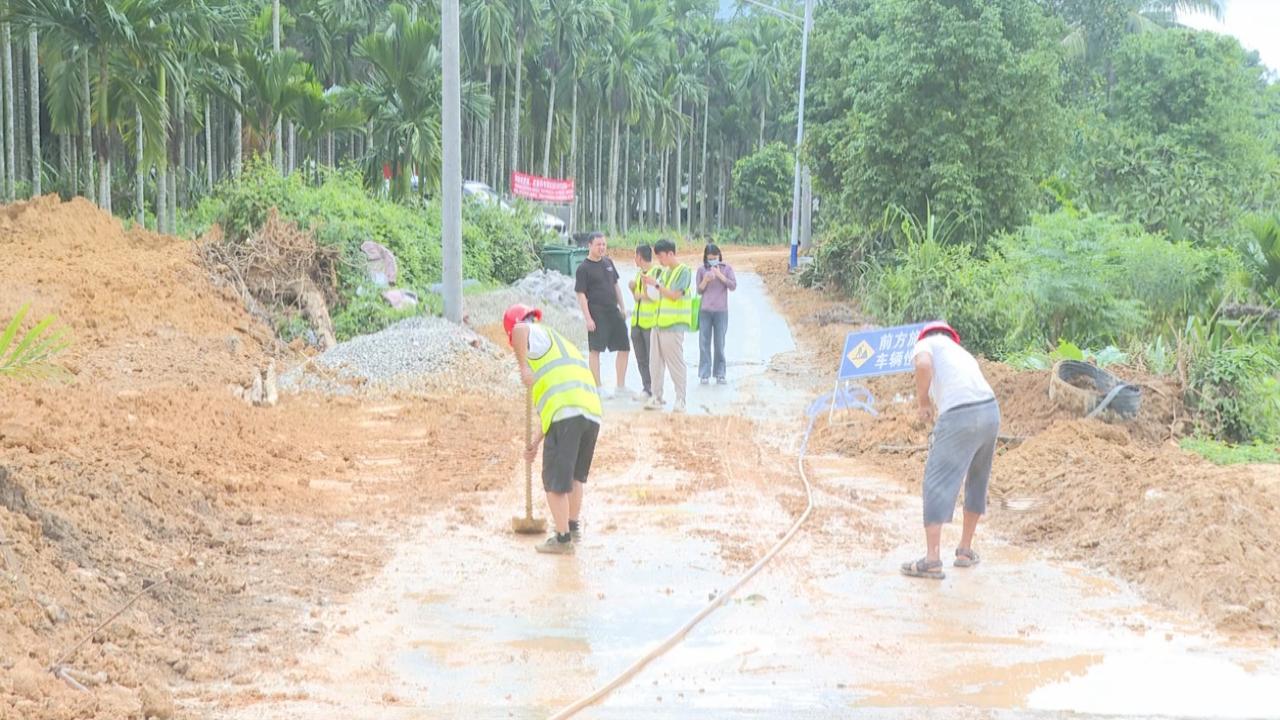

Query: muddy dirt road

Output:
[216, 266, 1280, 720]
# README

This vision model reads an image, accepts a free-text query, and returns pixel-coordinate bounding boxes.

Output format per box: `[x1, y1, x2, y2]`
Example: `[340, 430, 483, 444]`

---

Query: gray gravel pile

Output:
[465, 287, 587, 350]
[512, 269, 582, 314]
[281, 316, 518, 397]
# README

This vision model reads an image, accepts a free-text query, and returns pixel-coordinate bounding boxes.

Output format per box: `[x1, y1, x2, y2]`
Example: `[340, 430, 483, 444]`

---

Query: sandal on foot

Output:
[954, 548, 980, 568]
[900, 558, 945, 580]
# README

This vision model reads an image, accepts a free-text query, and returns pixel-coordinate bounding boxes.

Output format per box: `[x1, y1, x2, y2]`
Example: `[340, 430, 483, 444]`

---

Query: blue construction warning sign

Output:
[837, 323, 929, 381]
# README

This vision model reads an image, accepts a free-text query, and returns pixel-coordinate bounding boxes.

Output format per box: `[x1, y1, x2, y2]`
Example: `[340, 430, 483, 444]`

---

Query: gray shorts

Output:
[922, 399, 1000, 526]
[542, 415, 600, 494]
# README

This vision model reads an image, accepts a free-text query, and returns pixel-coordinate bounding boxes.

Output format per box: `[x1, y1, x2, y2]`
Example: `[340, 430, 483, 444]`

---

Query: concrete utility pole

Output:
[441, 0, 464, 324]
[788, 0, 813, 270]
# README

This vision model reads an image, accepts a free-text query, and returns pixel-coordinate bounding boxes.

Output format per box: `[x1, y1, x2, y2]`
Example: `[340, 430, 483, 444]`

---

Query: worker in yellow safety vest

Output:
[504, 304, 603, 555]
[627, 243, 663, 402]
[642, 238, 694, 413]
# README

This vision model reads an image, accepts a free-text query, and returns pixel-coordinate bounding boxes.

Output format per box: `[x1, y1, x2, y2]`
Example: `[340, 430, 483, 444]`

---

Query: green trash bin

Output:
[540, 243, 589, 276]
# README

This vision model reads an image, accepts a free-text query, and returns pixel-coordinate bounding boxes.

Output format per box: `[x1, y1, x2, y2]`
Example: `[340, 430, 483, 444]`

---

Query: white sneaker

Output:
[672, 401, 686, 414]
[615, 385, 631, 399]
[632, 389, 651, 402]
[600, 387, 615, 400]
[644, 397, 664, 411]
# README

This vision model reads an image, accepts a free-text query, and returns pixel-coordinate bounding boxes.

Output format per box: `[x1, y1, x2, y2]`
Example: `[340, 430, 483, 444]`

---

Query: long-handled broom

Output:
[512, 387, 547, 534]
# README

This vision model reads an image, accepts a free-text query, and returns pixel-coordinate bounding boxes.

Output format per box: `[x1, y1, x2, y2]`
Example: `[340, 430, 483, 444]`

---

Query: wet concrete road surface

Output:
[229, 270, 1280, 720]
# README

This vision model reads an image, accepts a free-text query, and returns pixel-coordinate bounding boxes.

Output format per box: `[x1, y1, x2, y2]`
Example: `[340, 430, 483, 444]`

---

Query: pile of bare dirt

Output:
[991, 420, 1280, 637]
[0, 195, 269, 390]
[1, 196, 527, 717]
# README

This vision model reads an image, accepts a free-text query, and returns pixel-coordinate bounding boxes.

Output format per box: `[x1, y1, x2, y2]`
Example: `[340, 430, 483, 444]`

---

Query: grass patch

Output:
[1180, 437, 1280, 465]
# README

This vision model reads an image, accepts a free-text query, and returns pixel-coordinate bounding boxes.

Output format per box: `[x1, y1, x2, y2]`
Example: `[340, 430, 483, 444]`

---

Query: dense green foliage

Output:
[1068, 30, 1273, 242]
[730, 142, 794, 232]
[806, 0, 1068, 233]
[191, 159, 545, 339]
[802, 0, 1280, 446]
[0, 0, 808, 240]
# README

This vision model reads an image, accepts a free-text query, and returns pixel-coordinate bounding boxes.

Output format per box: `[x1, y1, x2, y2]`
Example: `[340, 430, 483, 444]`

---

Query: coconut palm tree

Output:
[540, 0, 610, 179]
[597, 1, 666, 235]
[356, 2, 490, 198]
[732, 14, 786, 152]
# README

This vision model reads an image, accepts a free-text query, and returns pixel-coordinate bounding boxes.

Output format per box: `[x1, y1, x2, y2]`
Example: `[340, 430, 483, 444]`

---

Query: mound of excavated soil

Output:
[0, 195, 267, 389]
[993, 420, 1280, 637]
[1, 197, 526, 718]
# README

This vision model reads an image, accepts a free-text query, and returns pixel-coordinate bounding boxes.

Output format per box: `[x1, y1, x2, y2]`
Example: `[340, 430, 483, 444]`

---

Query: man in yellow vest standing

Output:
[504, 304, 603, 555]
[643, 239, 693, 414]
[628, 243, 663, 402]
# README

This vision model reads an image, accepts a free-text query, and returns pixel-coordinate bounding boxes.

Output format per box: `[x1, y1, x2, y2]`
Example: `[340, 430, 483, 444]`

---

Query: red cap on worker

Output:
[503, 304, 543, 345]
[918, 321, 960, 345]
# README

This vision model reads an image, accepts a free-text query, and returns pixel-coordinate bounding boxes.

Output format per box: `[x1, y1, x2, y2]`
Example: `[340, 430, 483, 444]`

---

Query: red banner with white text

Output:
[511, 171, 575, 203]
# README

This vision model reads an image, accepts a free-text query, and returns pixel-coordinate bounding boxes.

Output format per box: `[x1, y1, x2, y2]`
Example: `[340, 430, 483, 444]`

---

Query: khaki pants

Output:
[650, 329, 686, 406]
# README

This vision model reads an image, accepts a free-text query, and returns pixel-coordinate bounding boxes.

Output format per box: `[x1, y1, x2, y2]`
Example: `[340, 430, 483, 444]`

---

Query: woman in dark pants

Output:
[695, 244, 737, 384]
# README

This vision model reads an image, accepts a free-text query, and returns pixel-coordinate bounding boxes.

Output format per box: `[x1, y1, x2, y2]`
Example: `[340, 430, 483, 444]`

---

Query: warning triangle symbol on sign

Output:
[847, 340, 875, 368]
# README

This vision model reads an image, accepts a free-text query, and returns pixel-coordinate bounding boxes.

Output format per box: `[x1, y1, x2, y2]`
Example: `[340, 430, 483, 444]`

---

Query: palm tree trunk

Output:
[272, 0, 282, 176]
[96, 49, 111, 212]
[759, 105, 765, 152]
[14, 34, 24, 186]
[232, 86, 243, 178]
[688, 105, 695, 237]
[177, 91, 187, 214]
[700, 94, 709, 235]
[3, 22, 15, 202]
[497, 68, 506, 190]
[718, 136, 725, 233]
[607, 113, 619, 236]
[567, 79, 578, 234]
[542, 71, 557, 179]
[481, 64, 491, 187]
[638, 135, 647, 229]
[67, 134, 75, 197]
[205, 100, 213, 191]
[135, 108, 144, 225]
[81, 50, 92, 202]
[675, 95, 683, 239]
[168, 170, 176, 234]
[27, 28, 39, 197]
[593, 103, 601, 227]
[622, 122, 630, 236]
[157, 69, 167, 231]
[659, 147, 667, 234]
[287, 119, 296, 175]
[510, 30, 524, 189]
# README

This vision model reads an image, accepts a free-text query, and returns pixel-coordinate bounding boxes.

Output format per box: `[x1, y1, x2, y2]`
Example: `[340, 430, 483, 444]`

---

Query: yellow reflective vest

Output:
[632, 266, 663, 330]
[655, 264, 694, 329]
[527, 327, 602, 434]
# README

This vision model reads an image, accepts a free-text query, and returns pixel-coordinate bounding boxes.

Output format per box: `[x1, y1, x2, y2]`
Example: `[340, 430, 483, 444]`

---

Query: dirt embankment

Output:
[757, 252, 1280, 641]
[1, 196, 520, 718]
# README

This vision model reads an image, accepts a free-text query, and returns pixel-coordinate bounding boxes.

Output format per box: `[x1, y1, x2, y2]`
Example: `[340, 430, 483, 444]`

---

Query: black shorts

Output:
[542, 415, 600, 494]
[587, 304, 631, 353]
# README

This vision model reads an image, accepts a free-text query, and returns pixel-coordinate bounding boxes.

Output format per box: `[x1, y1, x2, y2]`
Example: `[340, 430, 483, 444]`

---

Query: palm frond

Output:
[0, 305, 72, 383]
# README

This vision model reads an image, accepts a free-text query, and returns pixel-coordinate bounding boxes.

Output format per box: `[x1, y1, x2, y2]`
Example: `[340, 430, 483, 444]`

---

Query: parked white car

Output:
[462, 180, 567, 237]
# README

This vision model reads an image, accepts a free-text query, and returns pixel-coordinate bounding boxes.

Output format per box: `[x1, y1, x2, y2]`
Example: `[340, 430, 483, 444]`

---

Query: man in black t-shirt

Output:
[574, 235, 631, 398]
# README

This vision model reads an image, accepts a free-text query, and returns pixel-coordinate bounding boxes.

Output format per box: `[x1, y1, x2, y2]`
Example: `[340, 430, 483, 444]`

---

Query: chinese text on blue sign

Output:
[837, 323, 928, 381]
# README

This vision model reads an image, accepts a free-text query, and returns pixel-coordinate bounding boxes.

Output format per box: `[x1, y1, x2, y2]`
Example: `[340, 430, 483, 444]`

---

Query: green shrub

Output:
[187, 158, 547, 339]
[1190, 341, 1280, 444]
[994, 212, 1231, 347]
[862, 239, 1018, 358]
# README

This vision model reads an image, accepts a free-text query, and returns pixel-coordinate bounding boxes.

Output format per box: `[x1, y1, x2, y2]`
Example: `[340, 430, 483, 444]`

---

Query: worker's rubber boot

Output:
[535, 536, 575, 555]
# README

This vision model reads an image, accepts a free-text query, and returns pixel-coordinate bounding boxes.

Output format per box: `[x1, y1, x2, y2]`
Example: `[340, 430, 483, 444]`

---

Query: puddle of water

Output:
[505, 636, 593, 653]
[856, 655, 1102, 708]
[1028, 651, 1280, 718]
